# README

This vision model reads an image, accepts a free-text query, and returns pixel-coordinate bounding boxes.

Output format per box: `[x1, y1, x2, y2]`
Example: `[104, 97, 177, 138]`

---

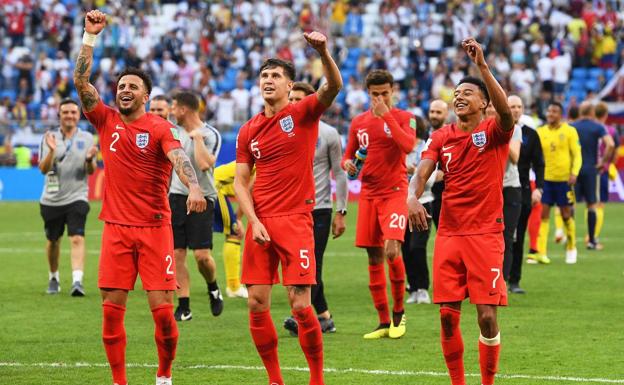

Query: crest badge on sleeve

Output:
[280, 115, 294, 133]
[136, 133, 150, 148]
[471, 131, 487, 148]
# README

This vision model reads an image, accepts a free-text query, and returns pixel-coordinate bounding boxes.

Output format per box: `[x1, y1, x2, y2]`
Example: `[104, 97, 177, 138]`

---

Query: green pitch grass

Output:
[1, 201, 623, 385]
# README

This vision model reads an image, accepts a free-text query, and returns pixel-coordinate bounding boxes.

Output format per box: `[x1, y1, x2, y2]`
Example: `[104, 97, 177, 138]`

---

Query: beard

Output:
[118, 101, 139, 116]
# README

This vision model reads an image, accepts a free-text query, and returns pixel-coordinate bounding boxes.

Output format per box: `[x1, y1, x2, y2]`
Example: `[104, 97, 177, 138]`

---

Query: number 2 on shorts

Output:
[490, 268, 500, 289]
[165, 255, 174, 275]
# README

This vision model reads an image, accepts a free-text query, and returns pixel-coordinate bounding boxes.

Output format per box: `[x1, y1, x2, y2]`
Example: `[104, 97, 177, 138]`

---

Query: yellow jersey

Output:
[214, 161, 237, 197]
[537, 122, 582, 182]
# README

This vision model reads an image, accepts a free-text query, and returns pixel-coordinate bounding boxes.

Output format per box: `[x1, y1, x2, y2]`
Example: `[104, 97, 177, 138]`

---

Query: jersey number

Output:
[389, 213, 406, 229]
[490, 268, 500, 289]
[357, 132, 369, 148]
[251, 139, 261, 159]
[299, 249, 310, 269]
[165, 255, 174, 275]
[110, 132, 120, 152]
[443, 152, 452, 172]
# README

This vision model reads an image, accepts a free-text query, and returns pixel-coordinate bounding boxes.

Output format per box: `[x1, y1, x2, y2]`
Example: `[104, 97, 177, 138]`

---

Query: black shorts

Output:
[575, 170, 599, 204]
[169, 193, 215, 250]
[40, 201, 90, 241]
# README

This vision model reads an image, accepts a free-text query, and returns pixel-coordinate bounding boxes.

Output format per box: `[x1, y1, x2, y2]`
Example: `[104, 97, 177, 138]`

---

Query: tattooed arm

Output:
[167, 148, 207, 213]
[74, 10, 106, 112]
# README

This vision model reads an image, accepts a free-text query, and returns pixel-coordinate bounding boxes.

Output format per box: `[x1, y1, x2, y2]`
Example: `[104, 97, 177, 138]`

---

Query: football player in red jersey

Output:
[234, 31, 342, 385]
[407, 38, 514, 385]
[342, 69, 416, 339]
[74, 10, 206, 385]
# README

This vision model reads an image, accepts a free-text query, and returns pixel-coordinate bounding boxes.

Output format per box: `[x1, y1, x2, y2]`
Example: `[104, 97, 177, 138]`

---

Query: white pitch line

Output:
[1, 362, 623, 384]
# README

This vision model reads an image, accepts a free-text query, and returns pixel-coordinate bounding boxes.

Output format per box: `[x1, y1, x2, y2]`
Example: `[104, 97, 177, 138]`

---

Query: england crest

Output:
[471, 131, 487, 148]
[280, 115, 294, 133]
[383, 122, 392, 137]
[136, 133, 150, 148]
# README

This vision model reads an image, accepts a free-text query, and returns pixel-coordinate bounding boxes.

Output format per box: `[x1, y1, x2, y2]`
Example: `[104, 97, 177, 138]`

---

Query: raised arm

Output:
[74, 10, 106, 112]
[304, 32, 343, 107]
[371, 99, 416, 153]
[462, 38, 514, 131]
[167, 148, 207, 213]
[38, 133, 56, 174]
[188, 129, 218, 172]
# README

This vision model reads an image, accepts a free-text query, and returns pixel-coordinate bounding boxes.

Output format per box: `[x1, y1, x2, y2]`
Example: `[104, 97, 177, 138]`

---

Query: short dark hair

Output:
[457, 76, 490, 104]
[567, 105, 579, 120]
[259, 58, 296, 80]
[117, 67, 153, 95]
[151, 94, 171, 104]
[594, 101, 609, 119]
[59, 98, 79, 109]
[291, 82, 315, 96]
[365, 69, 394, 89]
[549, 101, 564, 112]
[173, 90, 200, 111]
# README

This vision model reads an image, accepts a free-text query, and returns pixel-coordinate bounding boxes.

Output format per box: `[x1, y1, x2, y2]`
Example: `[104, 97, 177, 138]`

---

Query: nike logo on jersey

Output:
[115, 124, 125, 130]
[299, 272, 310, 277]
[442, 145, 455, 151]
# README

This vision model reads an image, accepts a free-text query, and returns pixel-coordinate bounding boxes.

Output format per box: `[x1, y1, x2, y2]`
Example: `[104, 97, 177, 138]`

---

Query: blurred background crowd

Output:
[1, 0, 624, 166]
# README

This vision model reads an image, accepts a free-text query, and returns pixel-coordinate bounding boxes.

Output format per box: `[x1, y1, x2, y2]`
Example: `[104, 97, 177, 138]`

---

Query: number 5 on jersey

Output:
[251, 139, 261, 159]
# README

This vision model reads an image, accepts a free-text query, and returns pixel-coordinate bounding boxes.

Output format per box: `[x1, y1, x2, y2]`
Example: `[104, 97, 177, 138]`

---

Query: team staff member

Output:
[427, 99, 449, 228]
[169, 91, 223, 321]
[39, 98, 97, 296]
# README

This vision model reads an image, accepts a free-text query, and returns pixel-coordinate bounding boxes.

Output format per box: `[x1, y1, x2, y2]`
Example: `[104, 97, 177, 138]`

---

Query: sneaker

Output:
[565, 248, 577, 264]
[389, 312, 406, 339]
[209, 287, 224, 316]
[46, 278, 60, 294]
[554, 229, 566, 244]
[508, 282, 526, 294]
[406, 291, 419, 304]
[70, 281, 85, 297]
[318, 316, 336, 333]
[283, 316, 298, 337]
[527, 254, 551, 264]
[586, 241, 604, 251]
[226, 286, 248, 298]
[363, 324, 390, 339]
[174, 306, 192, 322]
[156, 376, 172, 385]
[415, 289, 431, 304]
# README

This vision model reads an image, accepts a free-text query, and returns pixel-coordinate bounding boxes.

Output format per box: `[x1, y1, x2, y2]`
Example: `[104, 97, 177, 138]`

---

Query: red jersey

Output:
[343, 108, 416, 198]
[236, 94, 326, 217]
[84, 101, 181, 226]
[422, 117, 513, 236]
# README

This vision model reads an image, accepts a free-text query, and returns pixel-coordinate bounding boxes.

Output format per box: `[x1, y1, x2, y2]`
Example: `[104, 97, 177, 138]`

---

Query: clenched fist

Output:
[85, 10, 107, 35]
[303, 31, 328, 53]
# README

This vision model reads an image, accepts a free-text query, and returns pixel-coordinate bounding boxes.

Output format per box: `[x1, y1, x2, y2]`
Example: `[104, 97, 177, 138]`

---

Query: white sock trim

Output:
[72, 270, 84, 283]
[49, 271, 59, 281]
[479, 332, 500, 346]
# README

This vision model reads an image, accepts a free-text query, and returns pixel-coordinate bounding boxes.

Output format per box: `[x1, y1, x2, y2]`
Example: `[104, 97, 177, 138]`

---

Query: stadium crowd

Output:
[1, 0, 624, 149]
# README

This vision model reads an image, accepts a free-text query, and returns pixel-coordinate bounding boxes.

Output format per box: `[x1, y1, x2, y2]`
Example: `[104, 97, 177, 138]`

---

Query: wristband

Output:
[82, 31, 98, 47]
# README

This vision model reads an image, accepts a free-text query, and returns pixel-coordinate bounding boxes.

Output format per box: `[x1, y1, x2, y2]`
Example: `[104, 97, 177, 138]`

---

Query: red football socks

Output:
[293, 306, 324, 385]
[439, 307, 465, 385]
[479, 334, 501, 385]
[368, 263, 390, 325]
[151, 304, 179, 378]
[249, 310, 284, 385]
[102, 302, 127, 385]
[388, 256, 406, 314]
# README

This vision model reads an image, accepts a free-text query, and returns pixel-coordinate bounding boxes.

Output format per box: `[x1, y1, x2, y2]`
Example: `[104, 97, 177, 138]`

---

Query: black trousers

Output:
[311, 208, 332, 314]
[510, 186, 532, 284]
[502, 187, 523, 281]
[402, 201, 431, 292]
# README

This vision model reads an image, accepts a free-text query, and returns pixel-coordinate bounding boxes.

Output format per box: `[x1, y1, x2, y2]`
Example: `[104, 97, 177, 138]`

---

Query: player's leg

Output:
[502, 187, 522, 281]
[248, 284, 284, 385]
[510, 193, 531, 293]
[216, 193, 246, 297]
[584, 172, 599, 249]
[534, 182, 554, 264]
[476, 304, 501, 385]
[440, 302, 466, 385]
[193, 248, 223, 316]
[527, 200, 541, 254]
[147, 290, 178, 384]
[138, 225, 179, 384]
[554, 206, 565, 243]
[411, 206, 432, 304]
[66, 201, 90, 296]
[560, 204, 577, 264]
[242, 218, 283, 385]
[101, 289, 129, 385]
[595, 171, 609, 242]
[287, 285, 324, 385]
[40, 203, 64, 293]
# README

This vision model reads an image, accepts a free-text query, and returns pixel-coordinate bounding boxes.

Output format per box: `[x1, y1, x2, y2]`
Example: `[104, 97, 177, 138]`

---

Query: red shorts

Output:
[242, 213, 315, 286]
[355, 196, 407, 248]
[98, 223, 177, 291]
[433, 233, 508, 306]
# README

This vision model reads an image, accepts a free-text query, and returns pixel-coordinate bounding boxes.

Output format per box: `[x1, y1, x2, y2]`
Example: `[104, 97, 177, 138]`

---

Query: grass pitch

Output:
[0, 201, 623, 385]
